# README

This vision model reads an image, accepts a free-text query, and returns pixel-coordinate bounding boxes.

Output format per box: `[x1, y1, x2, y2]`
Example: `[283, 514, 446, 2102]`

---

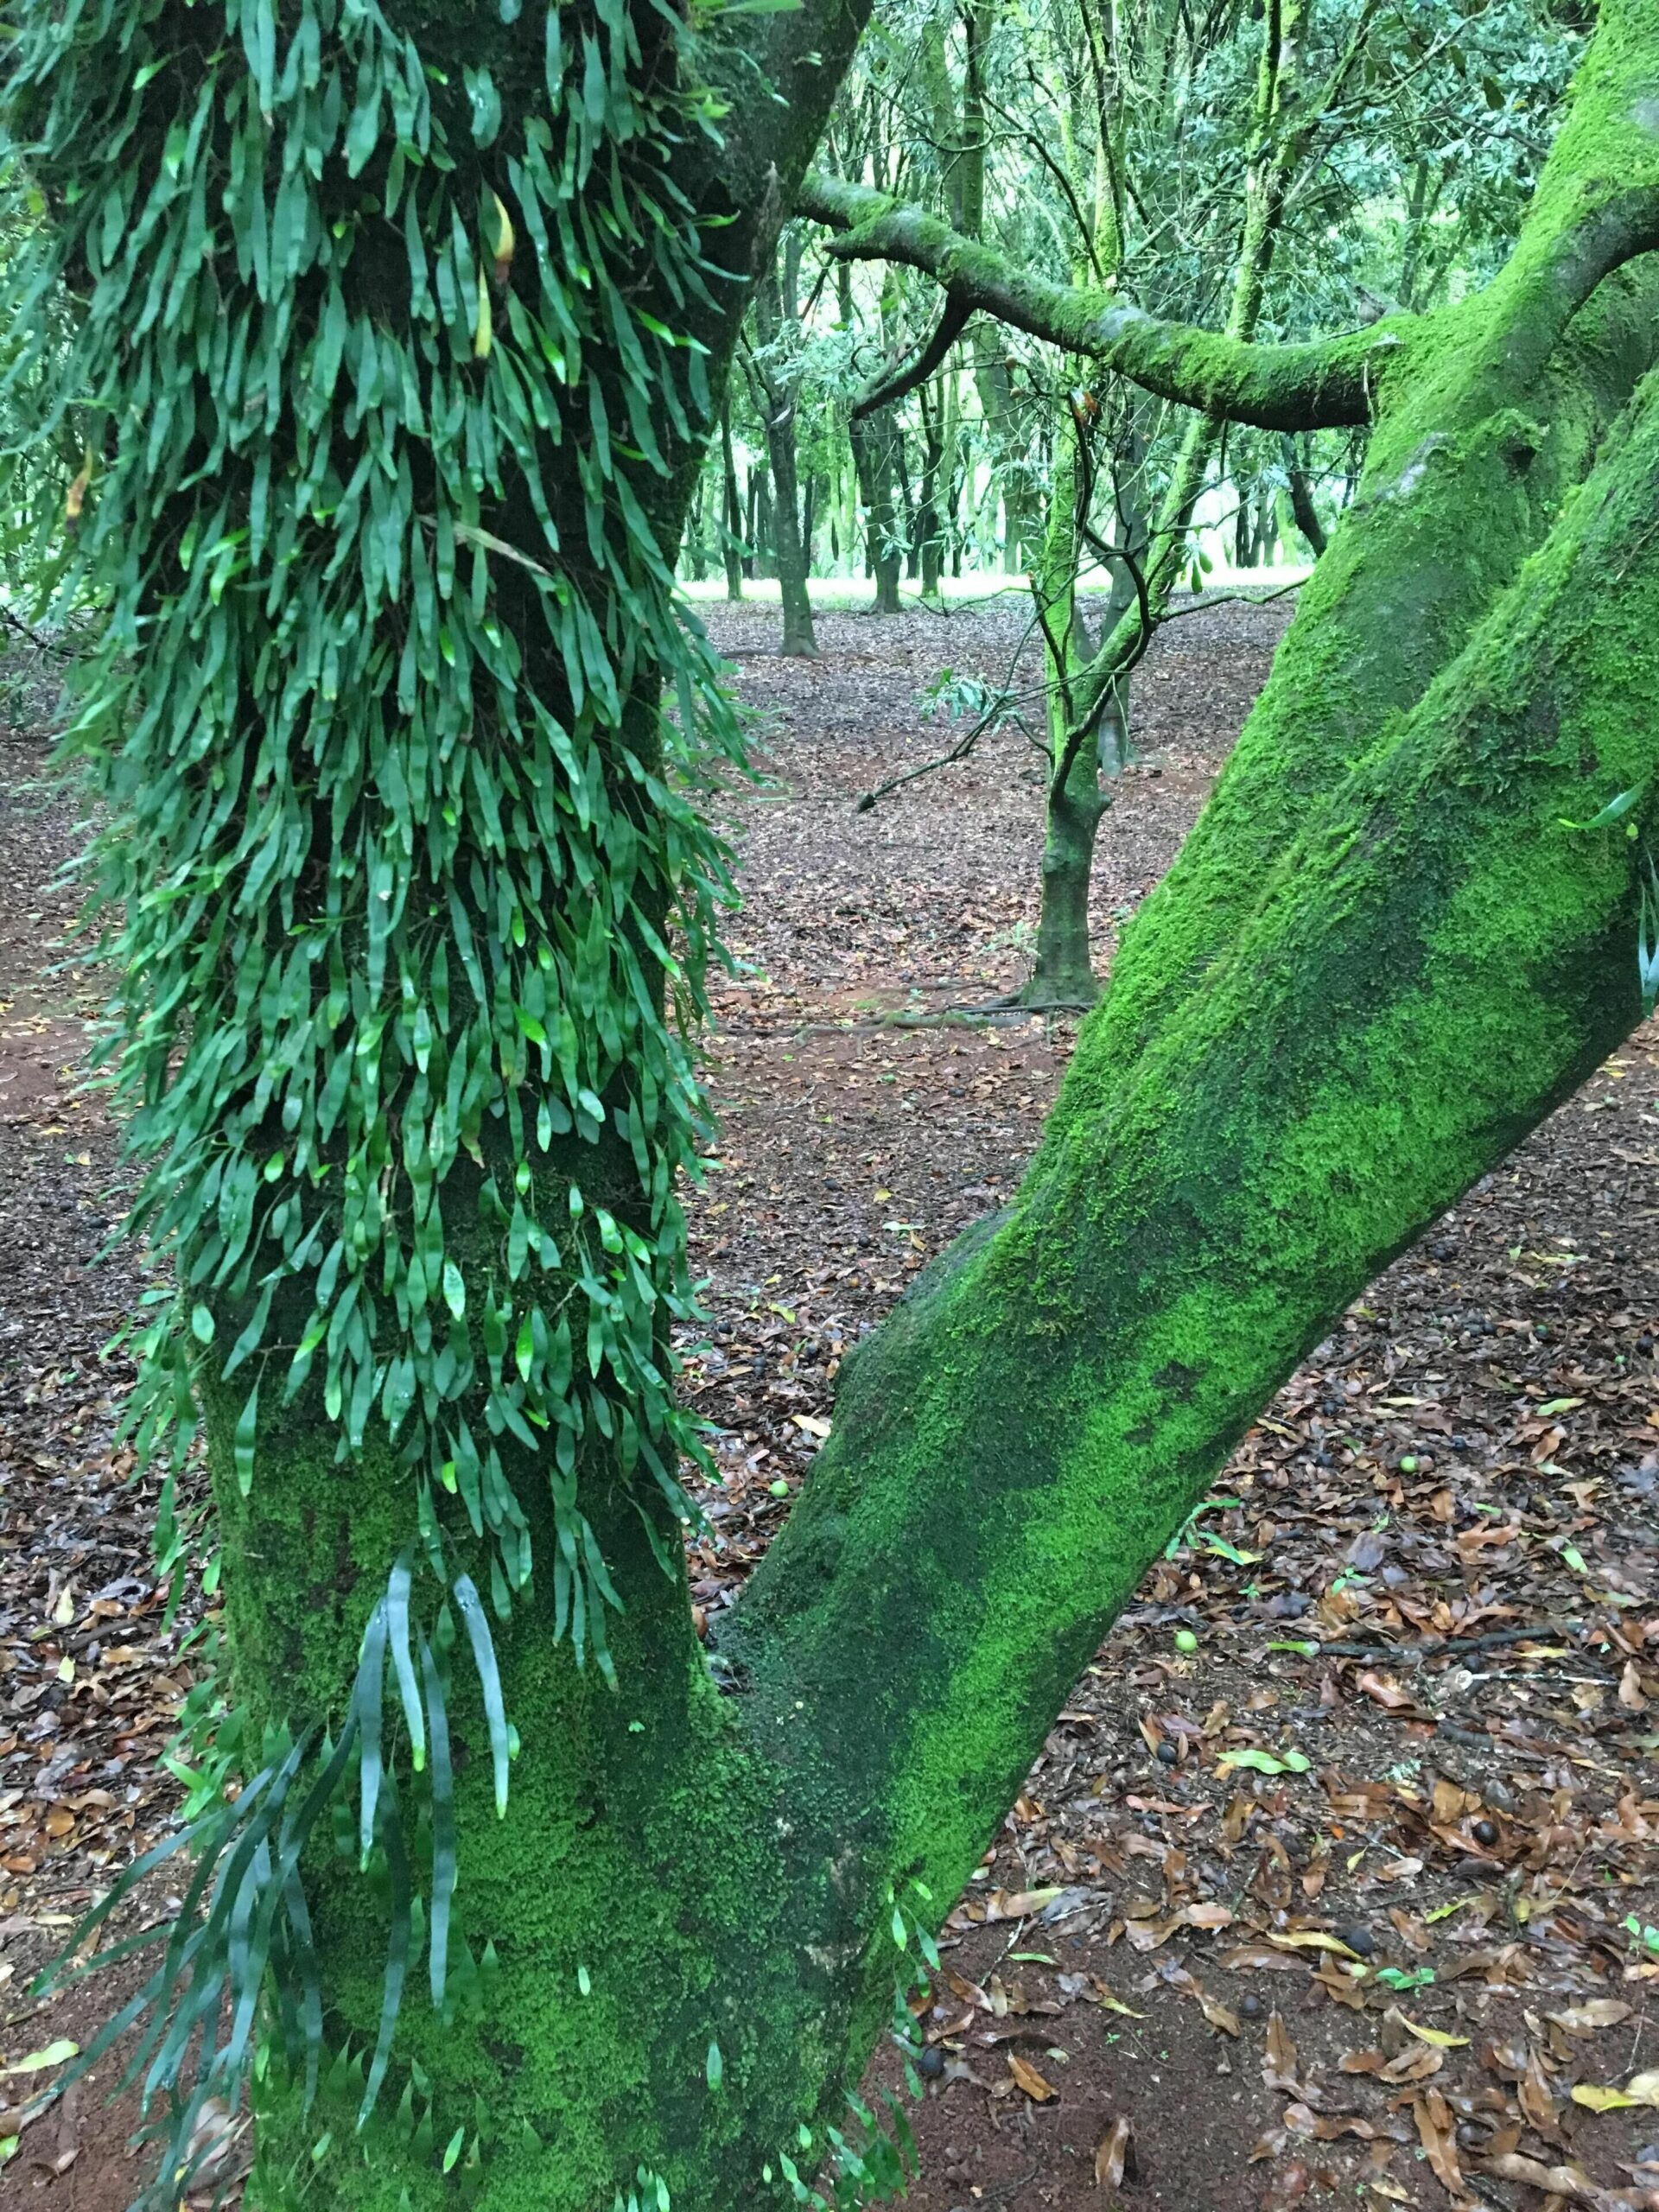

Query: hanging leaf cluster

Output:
[0, 0, 746, 1677]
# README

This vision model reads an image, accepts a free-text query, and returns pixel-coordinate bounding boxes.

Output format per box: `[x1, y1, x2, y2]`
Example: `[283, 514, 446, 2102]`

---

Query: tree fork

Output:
[271, 251, 1659, 2212]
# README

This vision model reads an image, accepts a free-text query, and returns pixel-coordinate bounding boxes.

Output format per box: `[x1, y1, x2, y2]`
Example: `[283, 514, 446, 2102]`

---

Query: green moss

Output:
[1037, 0, 1659, 1128]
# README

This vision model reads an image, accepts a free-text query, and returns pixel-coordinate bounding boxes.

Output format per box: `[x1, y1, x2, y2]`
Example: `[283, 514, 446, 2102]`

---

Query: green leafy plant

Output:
[1, 0, 747, 2191]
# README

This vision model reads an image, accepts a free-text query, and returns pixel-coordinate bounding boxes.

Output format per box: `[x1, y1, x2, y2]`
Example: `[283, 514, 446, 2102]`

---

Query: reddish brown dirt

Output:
[3, 593, 1659, 2212]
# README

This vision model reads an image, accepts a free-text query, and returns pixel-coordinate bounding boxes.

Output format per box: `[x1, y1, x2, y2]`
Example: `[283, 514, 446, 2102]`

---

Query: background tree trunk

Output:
[752, 256, 818, 656]
[721, 400, 745, 601]
[851, 407, 904, 613]
[1282, 430, 1327, 556]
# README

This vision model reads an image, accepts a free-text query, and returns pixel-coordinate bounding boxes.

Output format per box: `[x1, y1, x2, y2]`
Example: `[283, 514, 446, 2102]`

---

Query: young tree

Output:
[823, 0, 1594, 1005]
[8, 1, 1659, 2210]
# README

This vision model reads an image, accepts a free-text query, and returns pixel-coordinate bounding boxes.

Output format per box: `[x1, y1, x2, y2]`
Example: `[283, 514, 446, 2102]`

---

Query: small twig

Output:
[1433, 1721, 1549, 1763]
[1158, 576, 1304, 620]
[1301, 1624, 1578, 1663]
[0, 604, 81, 661]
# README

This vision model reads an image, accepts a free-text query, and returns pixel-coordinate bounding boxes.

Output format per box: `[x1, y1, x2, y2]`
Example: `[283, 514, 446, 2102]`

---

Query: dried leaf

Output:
[1195, 1985, 1242, 2037]
[1263, 2012, 1300, 2092]
[1266, 1930, 1363, 1959]
[983, 1886, 1064, 1923]
[1007, 2053, 1057, 2103]
[1178, 1901, 1235, 1931]
[1549, 2001, 1633, 2034]
[1338, 2050, 1389, 2075]
[1314, 1958, 1369, 2011]
[1412, 2089, 1462, 2195]
[1482, 2151, 1601, 2202]
[1094, 2114, 1132, 2187]
[1383, 2044, 1445, 2083]
[1518, 2050, 1558, 2130]
[1357, 1669, 1414, 1711]
[1221, 1943, 1306, 1973]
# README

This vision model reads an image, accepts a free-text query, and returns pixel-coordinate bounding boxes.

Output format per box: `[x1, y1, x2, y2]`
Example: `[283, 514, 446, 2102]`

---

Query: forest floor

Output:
[3, 588, 1659, 2212]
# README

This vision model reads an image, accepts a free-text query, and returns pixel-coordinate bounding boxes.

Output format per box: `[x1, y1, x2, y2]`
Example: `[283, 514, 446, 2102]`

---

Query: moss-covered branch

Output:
[851, 291, 972, 419]
[1073, 0, 1659, 1088]
[798, 169, 1413, 429]
[798, 31, 1659, 440]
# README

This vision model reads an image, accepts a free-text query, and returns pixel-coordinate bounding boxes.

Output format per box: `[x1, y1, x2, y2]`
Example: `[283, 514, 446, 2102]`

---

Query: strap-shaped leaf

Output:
[359, 1771, 412, 2128]
[386, 1551, 426, 1772]
[356, 1597, 390, 1864]
[454, 1573, 511, 1817]
[280, 1859, 325, 2113]
[421, 1630, 456, 2007]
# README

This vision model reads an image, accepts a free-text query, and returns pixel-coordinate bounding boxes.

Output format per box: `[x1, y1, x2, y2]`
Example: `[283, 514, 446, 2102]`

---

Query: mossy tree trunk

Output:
[30, 0, 1659, 2208]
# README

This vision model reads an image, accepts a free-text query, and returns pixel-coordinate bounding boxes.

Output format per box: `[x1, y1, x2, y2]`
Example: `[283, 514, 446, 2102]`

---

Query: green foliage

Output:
[2, 0, 742, 1637]
[0, 0, 747, 2187]
[35, 1563, 505, 2202]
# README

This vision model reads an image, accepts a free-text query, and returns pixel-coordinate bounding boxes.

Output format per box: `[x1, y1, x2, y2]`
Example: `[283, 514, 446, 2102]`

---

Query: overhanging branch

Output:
[851, 293, 973, 419]
[797, 170, 1419, 431]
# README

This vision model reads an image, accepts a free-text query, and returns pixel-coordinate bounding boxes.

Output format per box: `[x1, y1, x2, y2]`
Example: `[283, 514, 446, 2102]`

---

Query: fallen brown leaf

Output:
[1094, 2113, 1132, 2188]
[1548, 2000, 1633, 2034]
[1412, 2089, 1462, 2196]
[1007, 2053, 1057, 2103]
[1357, 1669, 1414, 1712]
[1263, 2011, 1300, 2093]
[1482, 2150, 1618, 2207]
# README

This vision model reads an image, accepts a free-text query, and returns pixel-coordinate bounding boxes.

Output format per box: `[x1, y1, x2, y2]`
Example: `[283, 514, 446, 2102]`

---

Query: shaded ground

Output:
[2, 592, 1658, 2211]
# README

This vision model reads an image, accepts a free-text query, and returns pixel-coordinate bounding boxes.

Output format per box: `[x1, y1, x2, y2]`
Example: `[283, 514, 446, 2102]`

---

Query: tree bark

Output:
[1027, 742, 1109, 1007]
